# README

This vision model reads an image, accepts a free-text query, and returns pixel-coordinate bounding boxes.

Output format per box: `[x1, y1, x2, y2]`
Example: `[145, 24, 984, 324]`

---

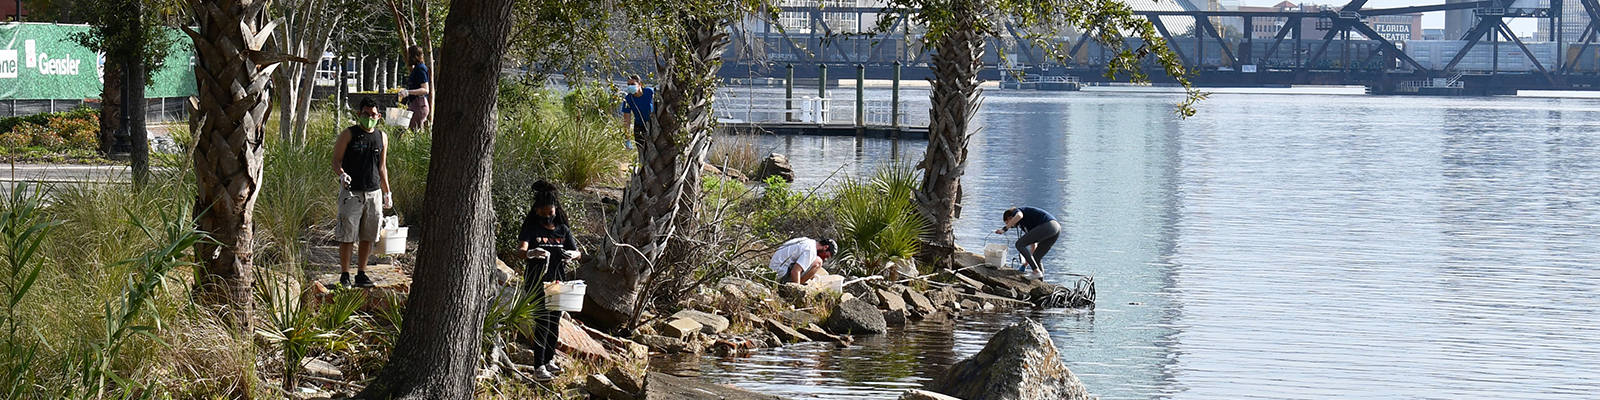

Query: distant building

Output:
[1240, 2, 1421, 41]
[1445, 0, 1473, 40]
[1423, 28, 1445, 40]
[1536, 0, 1590, 44]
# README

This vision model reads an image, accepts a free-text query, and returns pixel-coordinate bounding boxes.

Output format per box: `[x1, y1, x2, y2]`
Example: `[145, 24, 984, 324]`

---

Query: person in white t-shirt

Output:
[768, 237, 837, 285]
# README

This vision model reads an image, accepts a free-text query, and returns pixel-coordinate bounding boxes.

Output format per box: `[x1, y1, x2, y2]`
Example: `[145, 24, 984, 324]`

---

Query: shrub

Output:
[47, 114, 99, 151]
[0, 132, 27, 149]
[14, 122, 61, 150]
[562, 82, 622, 122]
[833, 163, 929, 278]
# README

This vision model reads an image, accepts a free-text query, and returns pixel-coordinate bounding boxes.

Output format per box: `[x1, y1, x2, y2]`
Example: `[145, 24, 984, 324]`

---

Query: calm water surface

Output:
[658, 91, 1600, 399]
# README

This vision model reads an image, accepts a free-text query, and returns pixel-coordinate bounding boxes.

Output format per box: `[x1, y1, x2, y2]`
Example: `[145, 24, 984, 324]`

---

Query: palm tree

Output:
[883, 0, 1201, 265]
[183, 0, 298, 327]
[580, 9, 728, 331]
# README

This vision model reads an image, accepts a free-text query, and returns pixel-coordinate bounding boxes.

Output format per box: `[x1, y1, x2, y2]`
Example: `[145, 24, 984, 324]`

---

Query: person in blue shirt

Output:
[396, 45, 431, 133]
[619, 74, 655, 146]
[994, 206, 1061, 279]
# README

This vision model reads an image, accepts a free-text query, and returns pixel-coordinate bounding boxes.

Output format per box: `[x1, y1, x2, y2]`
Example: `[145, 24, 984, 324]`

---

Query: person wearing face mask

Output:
[515, 179, 581, 382]
[331, 98, 392, 288]
[619, 74, 655, 146]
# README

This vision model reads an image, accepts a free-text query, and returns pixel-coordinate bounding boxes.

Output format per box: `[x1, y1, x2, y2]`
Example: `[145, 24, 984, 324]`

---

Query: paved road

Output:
[0, 163, 130, 199]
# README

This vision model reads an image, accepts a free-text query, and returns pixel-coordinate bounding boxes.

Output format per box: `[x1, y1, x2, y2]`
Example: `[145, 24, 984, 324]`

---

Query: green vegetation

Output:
[834, 164, 930, 278]
[0, 107, 104, 161]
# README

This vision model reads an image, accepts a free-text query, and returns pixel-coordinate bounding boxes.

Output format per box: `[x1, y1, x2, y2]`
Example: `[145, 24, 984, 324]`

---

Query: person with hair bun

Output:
[515, 180, 580, 382]
[396, 45, 431, 132]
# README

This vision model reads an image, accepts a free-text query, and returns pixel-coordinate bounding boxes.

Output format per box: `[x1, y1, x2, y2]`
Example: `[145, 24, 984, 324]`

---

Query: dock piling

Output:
[856, 64, 865, 128]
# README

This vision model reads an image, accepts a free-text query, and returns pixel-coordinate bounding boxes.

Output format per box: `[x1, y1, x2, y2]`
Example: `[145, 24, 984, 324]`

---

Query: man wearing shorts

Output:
[332, 98, 392, 288]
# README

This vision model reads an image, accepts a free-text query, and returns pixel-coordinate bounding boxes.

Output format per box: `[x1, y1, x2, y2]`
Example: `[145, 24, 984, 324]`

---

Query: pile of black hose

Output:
[1037, 275, 1095, 308]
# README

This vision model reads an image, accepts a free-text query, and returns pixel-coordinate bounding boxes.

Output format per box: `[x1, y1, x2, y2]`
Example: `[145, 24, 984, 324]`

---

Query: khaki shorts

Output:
[335, 189, 382, 243]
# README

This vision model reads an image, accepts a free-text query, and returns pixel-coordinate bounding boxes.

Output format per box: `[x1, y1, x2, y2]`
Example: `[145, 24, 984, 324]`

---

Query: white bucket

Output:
[384, 108, 413, 127]
[544, 280, 586, 312]
[380, 227, 407, 254]
[809, 274, 844, 293]
[983, 244, 1009, 268]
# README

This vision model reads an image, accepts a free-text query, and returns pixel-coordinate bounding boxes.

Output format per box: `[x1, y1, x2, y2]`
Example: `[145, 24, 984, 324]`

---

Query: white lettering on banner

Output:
[37, 53, 81, 76]
[24, 40, 35, 68]
[0, 50, 16, 79]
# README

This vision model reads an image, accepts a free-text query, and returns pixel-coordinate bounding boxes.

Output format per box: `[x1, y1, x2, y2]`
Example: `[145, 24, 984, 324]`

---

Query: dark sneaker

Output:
[339, 272, 351, 288]
[531, 365, 554, 382]
[354, 272, 376, 288]
[545, 361, 564, 375]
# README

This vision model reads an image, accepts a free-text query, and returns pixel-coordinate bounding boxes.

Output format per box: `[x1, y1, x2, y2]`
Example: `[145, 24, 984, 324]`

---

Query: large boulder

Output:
[762, 318, 810, 343]
[756, 153, 795, 183]
[903, 289, 936, 316]
[844, 280, 881, 306]
[671, 310, 730, 334]
[824, 298, 887, 335]
[929, 319, 1089, 400]
[718, 277, 778, 303]
[658, 318, 704, 339]
[777, 282, 814, 303]
[877, 289, 908, 313]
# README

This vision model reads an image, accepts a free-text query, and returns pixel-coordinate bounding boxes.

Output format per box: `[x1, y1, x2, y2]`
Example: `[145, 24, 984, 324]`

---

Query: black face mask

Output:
[540, 215, 556, 226]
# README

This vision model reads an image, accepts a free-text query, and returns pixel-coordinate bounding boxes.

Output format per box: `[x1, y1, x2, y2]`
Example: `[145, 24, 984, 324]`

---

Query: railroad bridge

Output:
[709, 0, 1600, 95]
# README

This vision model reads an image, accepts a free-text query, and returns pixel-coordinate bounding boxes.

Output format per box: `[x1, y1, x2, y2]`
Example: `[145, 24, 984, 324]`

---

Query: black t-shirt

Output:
[517, 217, 576, 284]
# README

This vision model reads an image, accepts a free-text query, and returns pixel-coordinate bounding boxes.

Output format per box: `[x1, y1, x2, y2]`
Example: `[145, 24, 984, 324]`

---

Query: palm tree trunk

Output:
[98, 64, 121, 155]
[917, 0, 985, 266]
[356, 0, 514, 396]
[184, 0, 293, 328]
[578, 15, 726, 332]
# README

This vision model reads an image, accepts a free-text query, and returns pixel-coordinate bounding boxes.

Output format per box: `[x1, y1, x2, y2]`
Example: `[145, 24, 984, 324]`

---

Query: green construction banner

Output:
[0, 23, 196, 100]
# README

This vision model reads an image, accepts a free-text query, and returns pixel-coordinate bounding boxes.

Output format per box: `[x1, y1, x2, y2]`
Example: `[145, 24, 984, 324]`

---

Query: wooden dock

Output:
[720, 122, 928, 140]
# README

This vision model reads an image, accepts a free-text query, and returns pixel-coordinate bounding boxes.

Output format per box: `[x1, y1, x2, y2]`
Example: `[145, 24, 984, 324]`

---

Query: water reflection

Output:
[666, 92, 1600, 399]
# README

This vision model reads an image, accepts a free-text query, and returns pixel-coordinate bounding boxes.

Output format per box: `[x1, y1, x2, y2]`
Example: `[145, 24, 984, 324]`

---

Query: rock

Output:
[824, 298, 887, 335]
[882, 308, 907, 326]
[493, 258, 520, 287]
[800, 323, 852, 344]
[959, 265, 1051, 301]
[658, 318, 704, 339]
[301, 358, 342, 379]
[929, 319, 1089, 400]
[877, 289, 908, 313]
[587, 374, 637, 400]
[671, 310, 729, 334]
[718, 278, 778, 303]
[703, 163, 749, 183]
[607, 368, 645, 396]
[644, 372, 789, 400]
[756, 153, 795, 183]
[903, 289, 936, 316]
[844, 280, 881, 306]
[309, 264, 412, 313]
[959, 299, 980, 310]
[763, 318, 810, 343]
[899, 389, 963, 400]
[928, 286, 961, 310]
[952, 273, 986, 293]
[777, 283, 813, 303]
[776, 310, 819, 327]
[581, 324, 651, 361]
[557, 315, 613, 361]
[953, 249, 987, 269]
[633, 334, 688, 354]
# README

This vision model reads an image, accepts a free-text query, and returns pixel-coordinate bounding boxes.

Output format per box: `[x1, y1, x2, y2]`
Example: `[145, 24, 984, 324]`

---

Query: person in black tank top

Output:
[331, 98, 392, 288]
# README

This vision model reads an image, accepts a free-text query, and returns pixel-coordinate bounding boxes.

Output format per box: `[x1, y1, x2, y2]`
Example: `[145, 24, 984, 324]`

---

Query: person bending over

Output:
[995, 206, 1060, 280]
[769, 237, 837, 285]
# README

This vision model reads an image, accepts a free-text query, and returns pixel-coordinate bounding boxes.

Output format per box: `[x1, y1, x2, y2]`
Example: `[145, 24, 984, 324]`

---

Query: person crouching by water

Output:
[994, 206, 1060, 280]
[769, 237, 837, 285]
[516, 180, 581, 382]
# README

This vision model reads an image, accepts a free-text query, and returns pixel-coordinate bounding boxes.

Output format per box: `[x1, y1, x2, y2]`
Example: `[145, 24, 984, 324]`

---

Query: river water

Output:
[658, 89, 1600, 399]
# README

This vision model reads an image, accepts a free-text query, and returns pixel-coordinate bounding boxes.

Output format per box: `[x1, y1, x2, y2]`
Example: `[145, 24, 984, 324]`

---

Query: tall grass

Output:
[709, 134, 762, 178]
[257, 113, 343, 264]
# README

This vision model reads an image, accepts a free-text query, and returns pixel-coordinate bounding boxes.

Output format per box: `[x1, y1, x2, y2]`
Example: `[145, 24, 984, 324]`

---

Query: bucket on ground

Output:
[809, 274, 844, 293]
[544, 281, 587, 312]
[384, 108, 413, 127]
[983, 244, 1009, 268]
[376, 216, 406, 255]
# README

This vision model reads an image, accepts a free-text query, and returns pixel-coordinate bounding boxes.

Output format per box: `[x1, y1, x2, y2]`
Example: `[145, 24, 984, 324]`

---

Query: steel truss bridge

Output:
[711, 1, 1600, 94]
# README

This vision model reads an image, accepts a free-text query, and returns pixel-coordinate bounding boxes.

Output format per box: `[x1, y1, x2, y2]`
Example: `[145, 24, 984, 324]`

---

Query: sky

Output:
[1237, 0, 1542, 36]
